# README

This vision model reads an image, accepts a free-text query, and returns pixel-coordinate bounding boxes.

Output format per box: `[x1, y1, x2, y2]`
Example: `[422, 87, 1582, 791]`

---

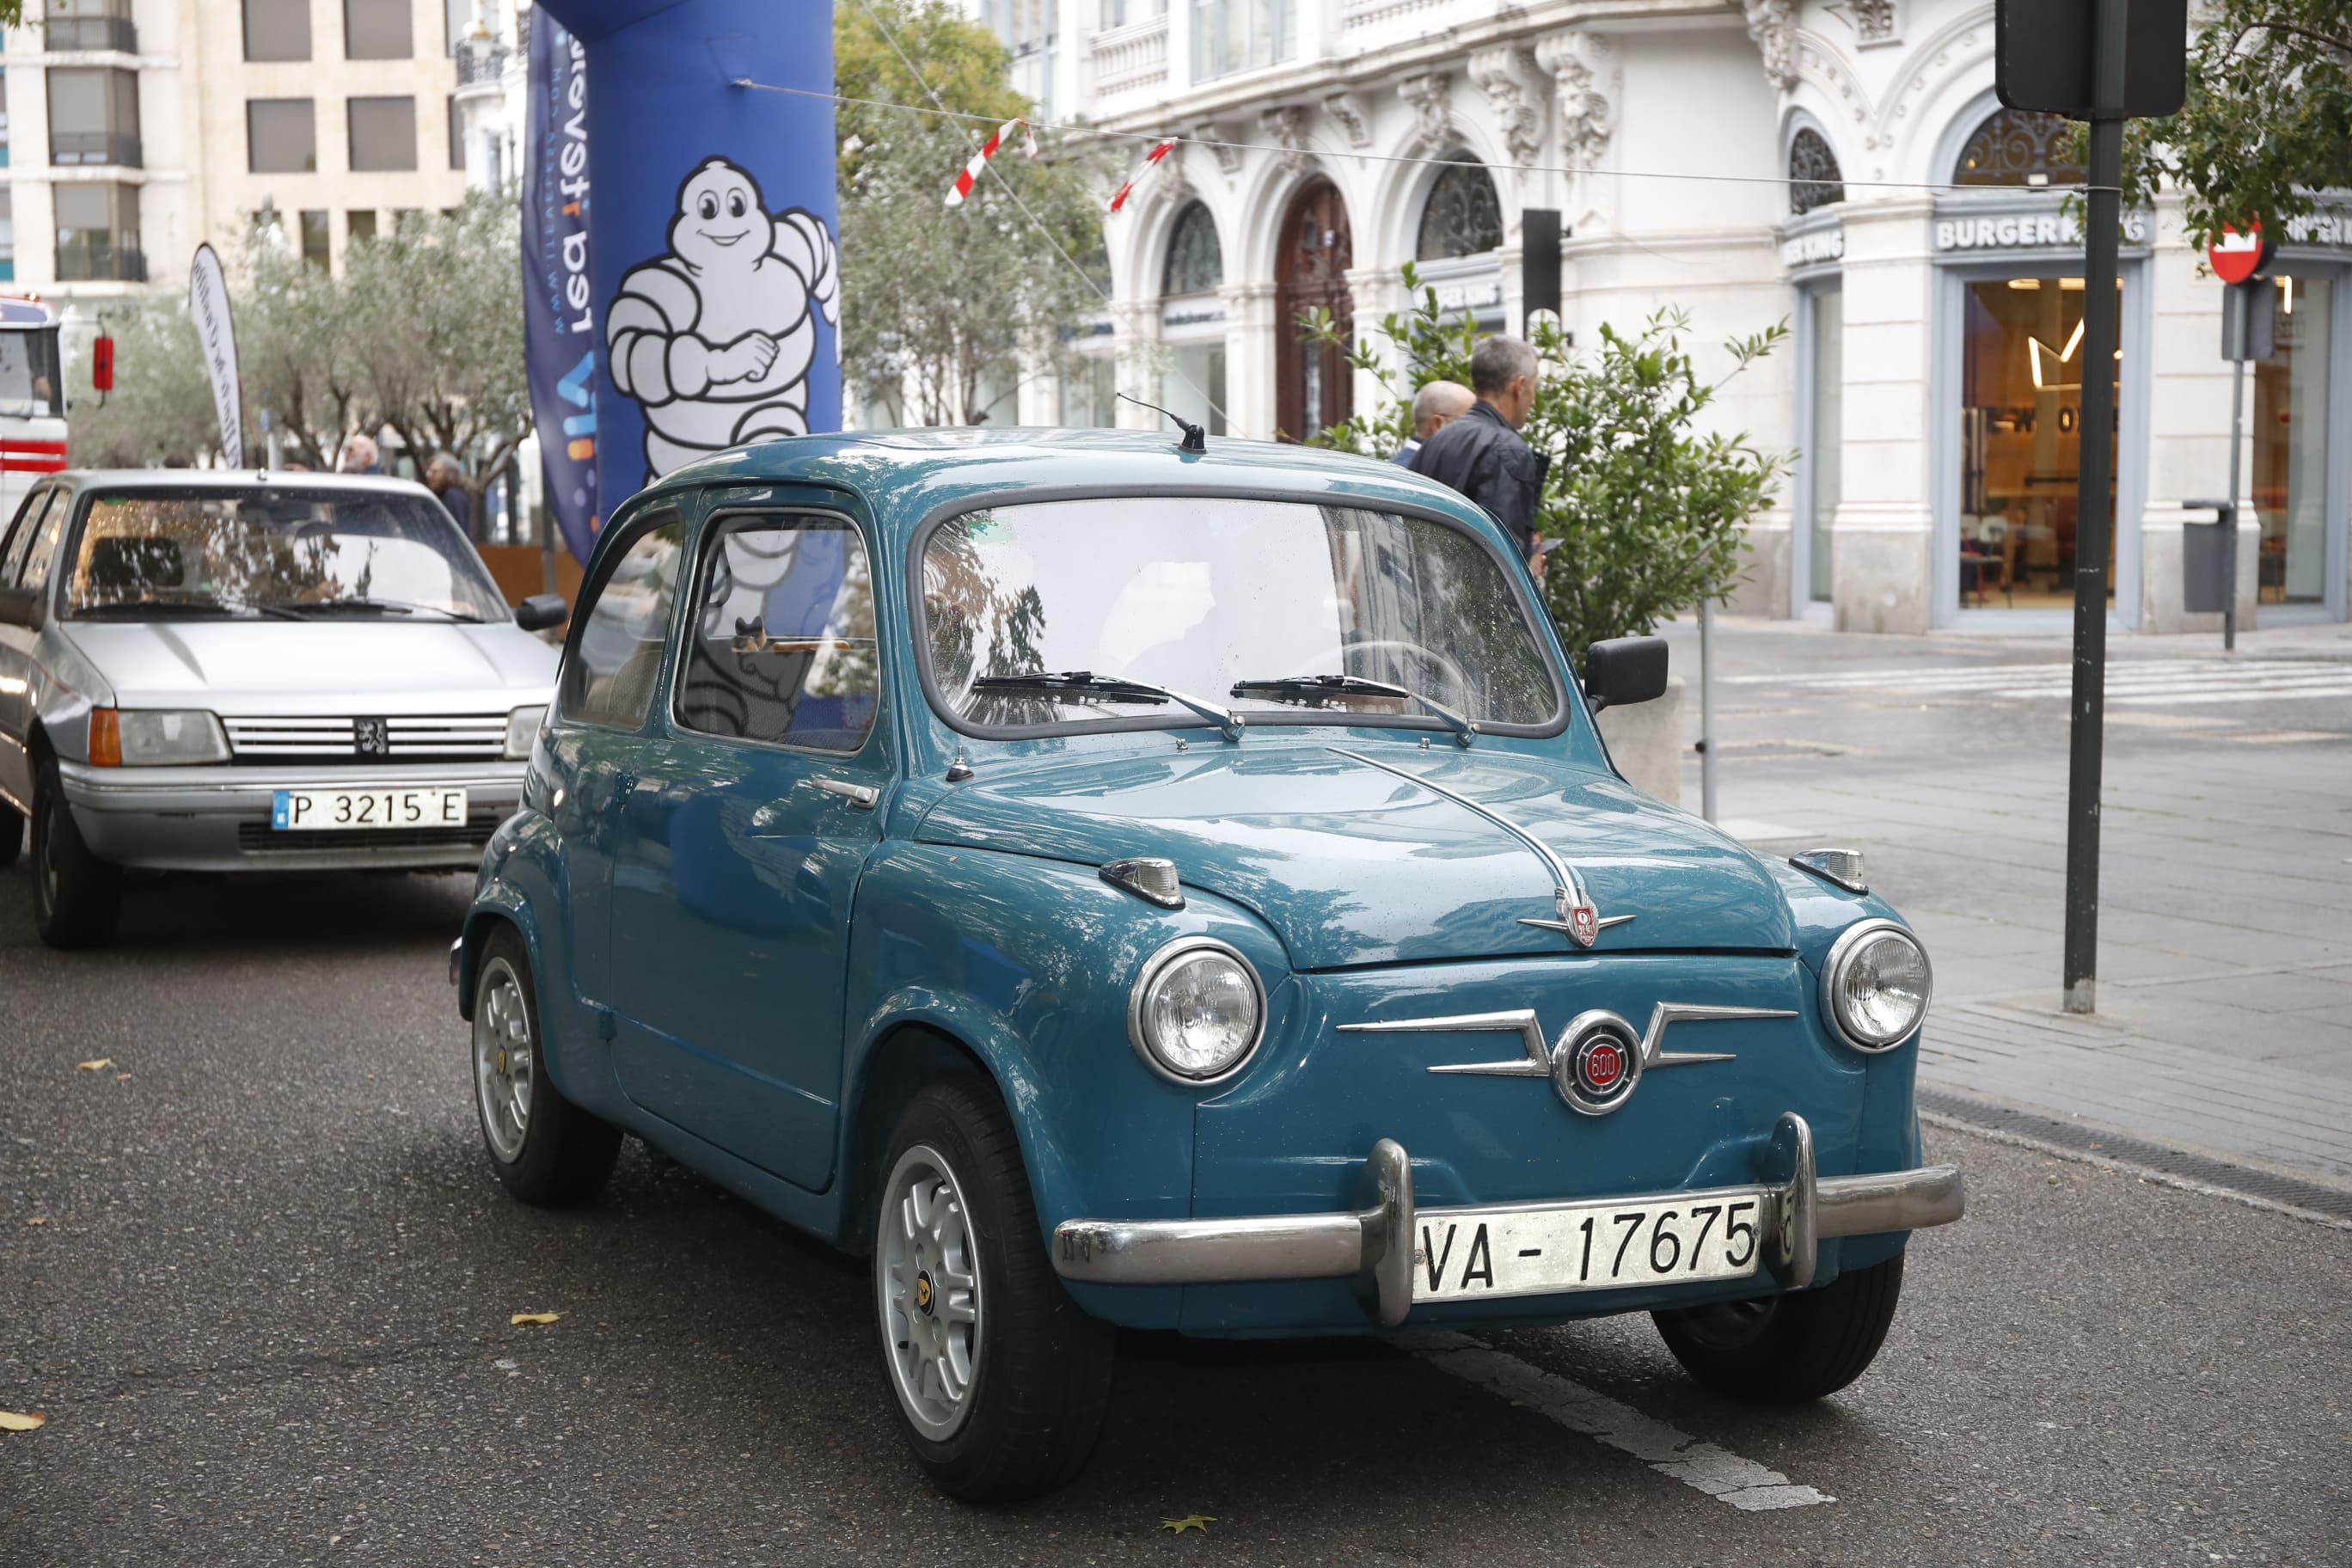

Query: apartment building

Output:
[973, 1, 2350, 634]
[1, 0, 485, 333]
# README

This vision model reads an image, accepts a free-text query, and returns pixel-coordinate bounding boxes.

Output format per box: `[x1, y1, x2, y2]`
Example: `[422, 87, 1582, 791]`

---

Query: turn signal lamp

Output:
[88, 707, 121, 766]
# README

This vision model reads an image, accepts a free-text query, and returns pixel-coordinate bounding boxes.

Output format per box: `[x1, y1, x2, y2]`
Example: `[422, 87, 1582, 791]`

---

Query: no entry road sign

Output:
[2209, 222, 2272, 285]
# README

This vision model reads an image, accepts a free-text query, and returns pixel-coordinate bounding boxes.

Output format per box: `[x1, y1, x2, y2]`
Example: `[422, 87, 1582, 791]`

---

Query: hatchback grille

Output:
[223, 714, 507, 763]
[236, 817, 501, 853]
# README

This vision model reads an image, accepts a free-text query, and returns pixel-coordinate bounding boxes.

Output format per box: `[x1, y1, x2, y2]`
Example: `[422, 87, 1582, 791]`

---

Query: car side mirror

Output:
[513, 593, 568, 633]
[1583, 636, 1667, 714]
[0, 585, 43, 631]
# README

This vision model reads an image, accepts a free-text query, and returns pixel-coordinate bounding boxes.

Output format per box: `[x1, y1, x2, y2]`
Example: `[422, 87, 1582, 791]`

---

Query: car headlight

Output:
[1822, 919, 1932, 1050]
[505, 705, 547, 760]
[98, 707, 230, 766]
[1127, 937, 1266, 1084]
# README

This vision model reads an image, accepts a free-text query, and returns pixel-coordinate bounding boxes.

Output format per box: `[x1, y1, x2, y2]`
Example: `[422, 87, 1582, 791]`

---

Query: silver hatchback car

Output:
[0, 470, 564, 947]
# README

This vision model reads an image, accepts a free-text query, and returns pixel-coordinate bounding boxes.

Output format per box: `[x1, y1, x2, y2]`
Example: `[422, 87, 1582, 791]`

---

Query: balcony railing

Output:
[456, 42, 511, 87]
[1090, 13, 1169, 98]
[56, 242, 147, 283]
[50, 130, 142, 168]
[44, 15, 138, 52]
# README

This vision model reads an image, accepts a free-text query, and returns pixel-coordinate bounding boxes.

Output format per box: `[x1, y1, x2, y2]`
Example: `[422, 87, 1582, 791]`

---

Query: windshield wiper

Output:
[274, 597, 480, 622]
[969, 670, 1245, 743]
[74, 597, 304, 622]
[1230, 674, 1479, 748]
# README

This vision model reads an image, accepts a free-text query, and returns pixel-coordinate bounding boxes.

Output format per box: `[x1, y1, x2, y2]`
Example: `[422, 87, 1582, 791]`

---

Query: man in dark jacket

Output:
[1411, 335, 1551, 575]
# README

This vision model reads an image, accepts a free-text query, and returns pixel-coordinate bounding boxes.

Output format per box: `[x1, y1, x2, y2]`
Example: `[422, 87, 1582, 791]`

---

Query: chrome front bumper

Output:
[1051, 1112, 1964, 1327]
[57, 759, 525, 873]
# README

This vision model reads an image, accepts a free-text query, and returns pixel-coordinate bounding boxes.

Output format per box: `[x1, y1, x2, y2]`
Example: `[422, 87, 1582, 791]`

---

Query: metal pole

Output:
[2061, 0, 2129, 1016]
[1697, 596, 1718, 823]
[2223, 348, 2244, 651]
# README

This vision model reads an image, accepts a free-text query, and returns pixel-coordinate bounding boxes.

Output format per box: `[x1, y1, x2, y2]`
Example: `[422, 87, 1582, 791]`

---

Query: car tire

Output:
[31, 757, 119, 950]
[0, 799, 22, 868]
[1651, 1253, 1905, 1404]
[472, 928, 621, 1206]
[872, 1079, 1115, 1503]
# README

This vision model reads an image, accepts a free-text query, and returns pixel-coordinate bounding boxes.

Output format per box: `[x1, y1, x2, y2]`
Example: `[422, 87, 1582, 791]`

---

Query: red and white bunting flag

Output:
[1108, 138, 1179, 214]
[944, 118, 1038, 208]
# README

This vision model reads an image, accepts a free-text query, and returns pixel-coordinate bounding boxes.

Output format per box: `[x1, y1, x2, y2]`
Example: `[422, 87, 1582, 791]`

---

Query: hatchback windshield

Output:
[921, 498, 1559, 732]
[63, 489, 507, 622]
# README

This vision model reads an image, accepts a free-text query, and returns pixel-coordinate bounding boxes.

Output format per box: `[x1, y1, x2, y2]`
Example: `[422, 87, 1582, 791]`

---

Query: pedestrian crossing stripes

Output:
[1724, 658, 2352, 707]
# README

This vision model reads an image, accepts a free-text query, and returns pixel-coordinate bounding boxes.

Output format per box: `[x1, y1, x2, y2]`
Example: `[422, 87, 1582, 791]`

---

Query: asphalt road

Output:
[3, 866, 2349, 1567]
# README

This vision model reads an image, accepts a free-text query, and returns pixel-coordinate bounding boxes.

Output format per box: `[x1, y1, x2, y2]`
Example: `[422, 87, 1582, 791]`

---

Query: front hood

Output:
[64, 621, 559, 713]
[915, 741, 1793, 969]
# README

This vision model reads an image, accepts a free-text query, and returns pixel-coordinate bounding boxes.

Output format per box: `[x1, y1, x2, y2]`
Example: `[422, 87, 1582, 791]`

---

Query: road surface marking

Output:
[1404, 1332, 1834, 1511]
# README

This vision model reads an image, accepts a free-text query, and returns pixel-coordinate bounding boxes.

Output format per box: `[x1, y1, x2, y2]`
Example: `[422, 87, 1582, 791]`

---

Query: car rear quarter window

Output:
[0, 488, 57, 585]
[559, 511, 685, 731]
[675, 513, 879, 754]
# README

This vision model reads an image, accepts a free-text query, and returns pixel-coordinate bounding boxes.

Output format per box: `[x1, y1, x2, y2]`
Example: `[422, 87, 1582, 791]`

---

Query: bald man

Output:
[1390, 379, 1473, 469]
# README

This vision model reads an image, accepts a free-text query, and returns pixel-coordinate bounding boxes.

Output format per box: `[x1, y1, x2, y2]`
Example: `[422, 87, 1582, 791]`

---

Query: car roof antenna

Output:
[1118, 393, 1207, 454]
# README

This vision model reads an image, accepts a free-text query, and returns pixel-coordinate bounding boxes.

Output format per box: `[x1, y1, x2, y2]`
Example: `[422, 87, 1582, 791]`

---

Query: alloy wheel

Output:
[473, 957, 536, 1164]
[877, 1144, 983, 1440]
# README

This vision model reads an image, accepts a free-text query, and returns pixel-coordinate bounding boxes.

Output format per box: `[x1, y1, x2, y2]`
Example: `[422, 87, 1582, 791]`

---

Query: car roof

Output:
[631, 426, 1496, 542]
[58, 469, 438, 498]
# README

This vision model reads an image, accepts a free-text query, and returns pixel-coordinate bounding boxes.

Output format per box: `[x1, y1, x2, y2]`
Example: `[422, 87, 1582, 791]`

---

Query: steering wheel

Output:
[1334, 640, 1473, 707]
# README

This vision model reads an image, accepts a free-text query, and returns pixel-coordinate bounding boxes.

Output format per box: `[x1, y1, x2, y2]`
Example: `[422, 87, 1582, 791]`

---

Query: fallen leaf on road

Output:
[26, 1216, 48, 1226]
[0, 1411, 47, 1432]
[1160, 1515, 1216, 1534]
[115, 1073, 132, 1081]
[75, 1059, 113, 1072]
[510, 1312, 561, 1326]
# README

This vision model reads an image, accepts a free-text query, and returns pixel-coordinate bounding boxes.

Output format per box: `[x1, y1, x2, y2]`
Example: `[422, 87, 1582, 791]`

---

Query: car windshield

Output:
[62, 489, 508, 622]
[921, 497, 1559, 733]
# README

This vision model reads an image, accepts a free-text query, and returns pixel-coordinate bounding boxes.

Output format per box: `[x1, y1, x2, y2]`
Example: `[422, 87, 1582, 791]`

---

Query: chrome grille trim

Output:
[223, 714, 508, 762]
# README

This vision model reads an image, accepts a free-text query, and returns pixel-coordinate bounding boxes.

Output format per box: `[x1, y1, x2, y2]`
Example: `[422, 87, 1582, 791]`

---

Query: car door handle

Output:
[807, 777, 880, 810]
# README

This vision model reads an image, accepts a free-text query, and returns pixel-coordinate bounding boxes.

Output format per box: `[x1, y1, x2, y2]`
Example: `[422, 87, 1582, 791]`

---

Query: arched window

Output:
[1788, 127, 1845, 215]
[1951, 108, 2086, 188]
[1161, 202, 1223, 297]
[1415, 156, 1504, 260]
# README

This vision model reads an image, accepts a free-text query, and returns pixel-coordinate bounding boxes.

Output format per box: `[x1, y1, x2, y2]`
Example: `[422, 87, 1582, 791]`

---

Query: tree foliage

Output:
[1310, 269, 1788, 660]
[2117, 1, 2352, 248]
[834, 0, 1111, 426]
[68, 197, 528, 515]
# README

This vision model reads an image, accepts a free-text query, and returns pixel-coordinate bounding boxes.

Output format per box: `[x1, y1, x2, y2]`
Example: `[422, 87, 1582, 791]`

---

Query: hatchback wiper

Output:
[1230, 673, 1478, 748]
[969, 670, 1245, 742]
[74, 597, 303, 622]
[274, 597, 480, 622]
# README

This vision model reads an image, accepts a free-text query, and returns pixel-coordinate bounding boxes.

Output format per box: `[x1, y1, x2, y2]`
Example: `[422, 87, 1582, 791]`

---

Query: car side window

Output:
[14, 492, 70, 592]
[557, 511, 686, 731]
[0, 488, 55, 585]
[676, 514, 879, 754]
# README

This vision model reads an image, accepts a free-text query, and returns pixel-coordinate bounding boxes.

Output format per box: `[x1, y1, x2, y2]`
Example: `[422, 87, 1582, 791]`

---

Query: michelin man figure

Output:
[607, 157, 840, 477]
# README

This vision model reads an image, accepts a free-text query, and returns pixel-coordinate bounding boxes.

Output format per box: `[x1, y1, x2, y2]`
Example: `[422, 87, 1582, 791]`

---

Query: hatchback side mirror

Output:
[0, 585, 43, 631]
[1583, 636, 1667, 714]
[513, 593, 568, 633]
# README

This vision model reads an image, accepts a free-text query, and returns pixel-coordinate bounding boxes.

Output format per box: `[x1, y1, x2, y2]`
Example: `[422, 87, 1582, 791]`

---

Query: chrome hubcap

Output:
[473, 959, 534, 1163]
[877, 1145, 981, 1439]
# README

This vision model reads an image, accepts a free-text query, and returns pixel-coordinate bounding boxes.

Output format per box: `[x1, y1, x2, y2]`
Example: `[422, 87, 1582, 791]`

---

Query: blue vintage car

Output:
[452, 427, 1962, 1500]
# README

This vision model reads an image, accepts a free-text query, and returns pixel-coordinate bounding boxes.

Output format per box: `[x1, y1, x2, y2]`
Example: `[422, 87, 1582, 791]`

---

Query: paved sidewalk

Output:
[1667, 616, 2352, 1188]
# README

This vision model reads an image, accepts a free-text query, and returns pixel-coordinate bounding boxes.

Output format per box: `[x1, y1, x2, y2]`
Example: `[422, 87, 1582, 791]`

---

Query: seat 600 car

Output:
[451, 428, 1964, 1501]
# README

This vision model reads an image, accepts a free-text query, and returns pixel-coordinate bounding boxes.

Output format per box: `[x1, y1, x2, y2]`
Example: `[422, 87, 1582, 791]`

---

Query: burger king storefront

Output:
[1776, 101, 2350, 634]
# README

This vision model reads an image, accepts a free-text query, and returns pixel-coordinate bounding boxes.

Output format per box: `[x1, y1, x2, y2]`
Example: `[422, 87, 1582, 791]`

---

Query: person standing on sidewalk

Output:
[1410, 337, 1553, 577]
[1390, 379, 1473, 469]
[426, 455, 475, 539]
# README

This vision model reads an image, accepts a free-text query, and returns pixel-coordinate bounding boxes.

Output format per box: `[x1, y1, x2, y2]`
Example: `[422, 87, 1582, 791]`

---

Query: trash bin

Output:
[2181, 500, 2234, 615]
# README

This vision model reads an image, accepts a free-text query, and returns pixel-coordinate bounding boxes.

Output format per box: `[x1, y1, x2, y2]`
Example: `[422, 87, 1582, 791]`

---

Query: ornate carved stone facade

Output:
[1396, 71, 1454, 156]
[1322, 90, 1374, 148]
[1258, 105, 1316, 176]
[1467, 45, 1547, 167]
[1533, 30, 1615, 171]
[1741, 0, 1798, 90]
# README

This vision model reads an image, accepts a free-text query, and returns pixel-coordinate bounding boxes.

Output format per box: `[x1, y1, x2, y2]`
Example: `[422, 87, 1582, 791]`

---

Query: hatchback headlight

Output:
[1822, 919, 1932, 1050]
[105, 707, 230, 766]
[505, 705, 547, 760]
[1128, 938, 1266, 1084]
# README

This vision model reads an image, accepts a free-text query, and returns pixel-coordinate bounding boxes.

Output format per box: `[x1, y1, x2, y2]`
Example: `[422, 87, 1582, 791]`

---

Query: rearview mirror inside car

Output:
[1583, 636, 1668, 714]
[513, 593, 568, 633]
